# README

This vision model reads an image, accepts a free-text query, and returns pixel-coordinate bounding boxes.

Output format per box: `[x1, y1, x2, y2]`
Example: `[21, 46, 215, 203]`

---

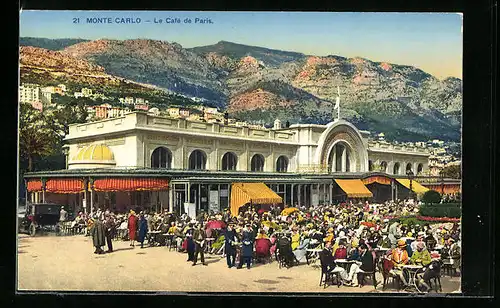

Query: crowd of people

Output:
[67, 199, 461, 291]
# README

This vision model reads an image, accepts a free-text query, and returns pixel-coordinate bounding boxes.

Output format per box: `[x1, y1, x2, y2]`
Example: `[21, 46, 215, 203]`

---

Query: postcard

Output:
[17, 11, 462, 294]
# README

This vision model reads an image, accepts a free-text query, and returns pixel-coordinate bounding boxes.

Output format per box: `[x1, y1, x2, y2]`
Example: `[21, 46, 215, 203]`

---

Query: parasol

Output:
[281, 207, 299, 216]
[206, 220, 226, 229]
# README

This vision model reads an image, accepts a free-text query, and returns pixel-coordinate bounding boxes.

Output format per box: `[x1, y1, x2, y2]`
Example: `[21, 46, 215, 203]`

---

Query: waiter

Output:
[192, 223, 208, 266]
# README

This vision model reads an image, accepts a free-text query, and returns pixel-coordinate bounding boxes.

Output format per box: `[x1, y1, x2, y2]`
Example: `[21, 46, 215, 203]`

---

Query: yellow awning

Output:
[335, 179, 373, 198]
[396, 178, 429, 193]
[230, 183, 283, 217]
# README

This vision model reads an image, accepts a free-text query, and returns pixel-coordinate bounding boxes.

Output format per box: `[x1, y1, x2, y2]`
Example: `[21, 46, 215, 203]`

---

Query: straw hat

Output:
[397, 239, 407, 248]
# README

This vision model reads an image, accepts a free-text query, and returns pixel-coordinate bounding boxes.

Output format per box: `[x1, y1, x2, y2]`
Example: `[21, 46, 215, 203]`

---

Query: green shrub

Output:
[419, 204, 462, 218]
[422, 190, 441, 204]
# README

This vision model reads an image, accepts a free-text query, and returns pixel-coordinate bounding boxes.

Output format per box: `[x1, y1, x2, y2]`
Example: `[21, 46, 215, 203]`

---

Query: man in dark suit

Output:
[346, 243, 374, 286]
[192, 223, 208, 266]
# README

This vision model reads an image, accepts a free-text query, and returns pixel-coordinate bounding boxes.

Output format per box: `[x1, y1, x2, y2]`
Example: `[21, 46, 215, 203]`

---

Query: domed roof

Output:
[72, 144, 115, 162]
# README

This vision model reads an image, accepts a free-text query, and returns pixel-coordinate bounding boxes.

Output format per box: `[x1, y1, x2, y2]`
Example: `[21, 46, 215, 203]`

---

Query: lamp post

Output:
[406, 170, 415, 199]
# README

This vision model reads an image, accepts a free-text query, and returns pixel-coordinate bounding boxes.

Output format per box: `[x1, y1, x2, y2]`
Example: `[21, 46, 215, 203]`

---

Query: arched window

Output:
[368, 160, 373, 171]
[406, 163, 413, 173]
[188, 150, 207, 170]
[380, 161, 388, 172]
[393, 162, 400, 175]
[151, 147, 172, 169]
[250, 154, 265, 172]
[276, 156, 289, 173]
[221, 152, 237, 171]
[417, 163, 423, 174]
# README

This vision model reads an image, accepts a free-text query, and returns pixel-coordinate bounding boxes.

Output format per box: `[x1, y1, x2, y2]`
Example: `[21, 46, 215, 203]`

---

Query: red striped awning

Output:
[26, 179, 42, 192]
[45, 178, 85, 193]
[93, 178, 169, 192]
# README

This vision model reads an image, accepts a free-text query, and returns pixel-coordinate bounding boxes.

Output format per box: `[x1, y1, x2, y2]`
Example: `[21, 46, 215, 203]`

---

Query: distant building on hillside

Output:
[74, 92, 84, 98]
[81, 88, 93, 97]
[42, 86, 64, 95]
[124, 97, 134, 105]
[167, 107, 180, 118]
[57, 84, 67, 92]
[179, 108, 190, 118]
[134, 103, 149, 111]
[19, 83, 40, 104]
[40, 89, 52, 105]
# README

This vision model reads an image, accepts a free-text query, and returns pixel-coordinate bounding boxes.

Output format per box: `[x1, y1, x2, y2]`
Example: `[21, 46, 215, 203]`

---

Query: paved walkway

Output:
[17, 234, 461, 293]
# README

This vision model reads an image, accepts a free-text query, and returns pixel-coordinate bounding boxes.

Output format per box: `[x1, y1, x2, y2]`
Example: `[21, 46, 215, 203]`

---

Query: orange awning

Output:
[335, 179, 373, 198]
[423, 184, 461, 194]
[26, 179, 42, 192]
[230, 183, 282, 217]
[93, 178, 169, 192]
[362, 176, 392, 185]
[45, 178, 84, 193]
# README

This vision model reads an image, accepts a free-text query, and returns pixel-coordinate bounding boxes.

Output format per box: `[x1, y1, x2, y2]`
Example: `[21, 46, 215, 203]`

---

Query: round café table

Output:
[402, 264, 424, 292]
[334, 259, 355, 272]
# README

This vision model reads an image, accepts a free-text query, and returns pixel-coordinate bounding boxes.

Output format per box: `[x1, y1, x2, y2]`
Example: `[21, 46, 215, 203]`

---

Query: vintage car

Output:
[18, 203, 66, 236]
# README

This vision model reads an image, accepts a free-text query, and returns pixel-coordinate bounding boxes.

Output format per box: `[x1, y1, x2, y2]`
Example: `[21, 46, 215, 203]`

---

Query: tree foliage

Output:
[440, 164, 461, 179]
[19, 103, 60, 171]
[422, 190, 442, 205]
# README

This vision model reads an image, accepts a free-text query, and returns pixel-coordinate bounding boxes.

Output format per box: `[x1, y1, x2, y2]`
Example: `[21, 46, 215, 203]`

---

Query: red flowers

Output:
[416, 216, 460, 223]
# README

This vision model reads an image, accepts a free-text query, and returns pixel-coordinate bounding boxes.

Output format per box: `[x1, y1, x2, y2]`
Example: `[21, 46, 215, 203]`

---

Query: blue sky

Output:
[19, 11, 462, 79]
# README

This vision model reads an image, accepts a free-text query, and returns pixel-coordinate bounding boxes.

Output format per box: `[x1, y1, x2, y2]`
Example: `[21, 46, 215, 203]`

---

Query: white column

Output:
[187, 182, 191, 203]
[341, 146, 347, 172]
[291, 184, 294, 206]
[297, 184, 302, 207]
[169, 187, 174, 213]
[329, 184, 333, 204]
[332, 147, 337, 172]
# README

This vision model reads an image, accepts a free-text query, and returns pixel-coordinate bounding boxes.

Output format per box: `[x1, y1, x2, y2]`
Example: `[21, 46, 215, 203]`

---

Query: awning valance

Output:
[230, 183, 282, 217]
[335, 179, 373, 198]
[26, 179, 42, 192]
[395, 178, 429, 193]
[93, 178, 169, 192]
[46, 178, 84, 193]
[362, 176, 392, 185]
[423, 184, 461, 194]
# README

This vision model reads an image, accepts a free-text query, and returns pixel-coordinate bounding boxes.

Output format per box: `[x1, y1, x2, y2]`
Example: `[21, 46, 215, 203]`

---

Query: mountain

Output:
[20, 37, 462, 141]
[189, 40, 306, 67]
[19, 37, 90, 50]
[19, 46, 196, 109]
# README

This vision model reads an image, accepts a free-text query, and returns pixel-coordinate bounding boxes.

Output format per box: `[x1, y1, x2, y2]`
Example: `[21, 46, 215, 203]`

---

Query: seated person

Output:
[347, 242, 360, 261]
[345, 243, 374, 287]
[292, 231, 311, 263]
[291, 227, 301, 250]
[389, 239, 410, 286]
[417, 256, 442, 291]
[319, 241, 349, 284]
[410, 242, 431, 267]
[255, 230, 272, 262]
[333, 240, 348, 260]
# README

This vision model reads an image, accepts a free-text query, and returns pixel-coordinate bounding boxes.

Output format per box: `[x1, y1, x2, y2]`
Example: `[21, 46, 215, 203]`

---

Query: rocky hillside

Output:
[20, 37, 89, 50]
[20, 37, 462, 141]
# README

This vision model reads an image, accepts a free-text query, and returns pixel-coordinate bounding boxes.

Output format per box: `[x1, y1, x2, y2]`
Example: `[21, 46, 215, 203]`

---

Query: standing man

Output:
[90, 215, 106, 254]
[224, 224, 238, 268]
[58, 206, 68, 232]
[192, 223, 208, 266]
[137, 212, 148, 249]
[239, 224, 255, 270]
[104, 214, 116, 253]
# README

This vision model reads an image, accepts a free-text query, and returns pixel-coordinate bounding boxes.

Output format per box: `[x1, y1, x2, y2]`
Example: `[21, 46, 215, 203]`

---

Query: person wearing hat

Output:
[388, 222, 401, 248]
[184, 223, 196, 261]
[224, 224, 239, 268]
[410, 241, 431, 266]
[137, 212, 148, 249]
[89, 215, 106, 254]
[127, 210, 138, 247]
[390, 239, 410, 287]
[323, 228, 334, 244]
[192, 223, 208, 266]
[411, 232, 427, 253]
[238, 224, 255, 269]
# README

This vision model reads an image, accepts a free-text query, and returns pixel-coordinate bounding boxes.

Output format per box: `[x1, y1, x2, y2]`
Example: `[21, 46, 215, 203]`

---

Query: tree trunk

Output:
[28, 155, 33, 172]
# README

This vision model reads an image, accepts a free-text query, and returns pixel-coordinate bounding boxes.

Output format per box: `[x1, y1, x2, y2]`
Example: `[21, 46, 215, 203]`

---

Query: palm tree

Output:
[19, 103, 59, 171]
